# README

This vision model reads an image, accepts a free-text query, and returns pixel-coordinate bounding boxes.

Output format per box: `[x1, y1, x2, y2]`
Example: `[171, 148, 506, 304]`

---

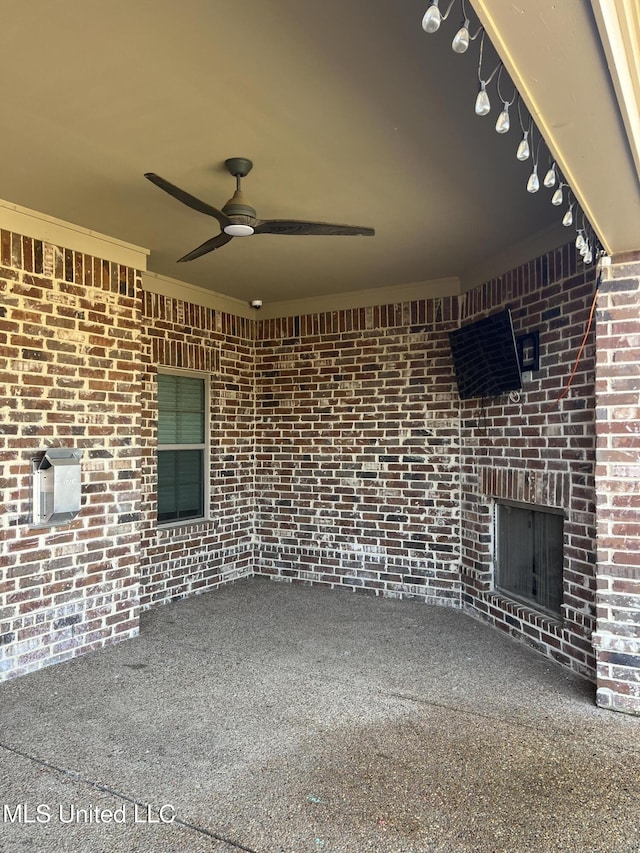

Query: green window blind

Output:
[157, 373, 205, 445]
[157, 373, 206, 524]
[157, 449, 204, 523]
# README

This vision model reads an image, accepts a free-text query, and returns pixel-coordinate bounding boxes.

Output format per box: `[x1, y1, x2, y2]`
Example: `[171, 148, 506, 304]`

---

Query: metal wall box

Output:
[32, 449, 83, 527]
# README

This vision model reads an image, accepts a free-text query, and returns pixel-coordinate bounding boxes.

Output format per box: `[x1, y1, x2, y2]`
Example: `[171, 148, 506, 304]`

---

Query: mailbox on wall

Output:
[32, 449, 83, 527]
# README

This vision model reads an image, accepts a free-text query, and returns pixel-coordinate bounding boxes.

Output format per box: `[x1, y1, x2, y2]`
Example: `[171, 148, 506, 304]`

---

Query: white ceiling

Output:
[0, 0, 638, 310]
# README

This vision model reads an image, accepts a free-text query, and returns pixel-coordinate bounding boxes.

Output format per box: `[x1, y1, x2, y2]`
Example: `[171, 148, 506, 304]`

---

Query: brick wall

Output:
[251, 248, 600, 680]
[593, 252, 640, 715]
[0, 231, 142, 680]
[254, 301, 461, 605]
[1, 220, 618, 702]
[139, 291, 255, 608]
[0, 224, 259, 681]
[460, 246, 598, 679]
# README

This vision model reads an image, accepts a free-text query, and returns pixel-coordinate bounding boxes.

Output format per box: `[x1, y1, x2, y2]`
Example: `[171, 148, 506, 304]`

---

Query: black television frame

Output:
[448, 308, 523, 400]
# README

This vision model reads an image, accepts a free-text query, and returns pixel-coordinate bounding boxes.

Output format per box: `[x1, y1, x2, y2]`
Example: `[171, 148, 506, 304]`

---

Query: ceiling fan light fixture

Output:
[146, 157, 374, 262]
[224, 223, 254, 237]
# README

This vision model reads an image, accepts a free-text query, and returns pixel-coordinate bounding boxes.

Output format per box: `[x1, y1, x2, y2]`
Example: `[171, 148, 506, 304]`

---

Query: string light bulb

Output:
[527, 138, 542, 192]
[543, 163, 557, 188]
[422, 0, 455, 33]
[422, 0, 442, 33]
[494, 68, 515, 134]
[474, 34, 500, 117]
[516, 132, 530, 160]
[475, 81, 491, 116]
[452, 18, 470, 52]
[415, 9, 602, 269]
[495, 101, 510, 133]
[451, 1, 482, 53]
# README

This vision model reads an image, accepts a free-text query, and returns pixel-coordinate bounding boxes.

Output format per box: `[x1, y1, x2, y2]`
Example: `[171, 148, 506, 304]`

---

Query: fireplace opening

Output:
[495, 500, 564, 617]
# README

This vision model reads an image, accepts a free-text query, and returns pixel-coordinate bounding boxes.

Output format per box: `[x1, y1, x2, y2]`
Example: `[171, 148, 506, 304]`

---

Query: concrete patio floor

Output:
[1, 577, 639, 853]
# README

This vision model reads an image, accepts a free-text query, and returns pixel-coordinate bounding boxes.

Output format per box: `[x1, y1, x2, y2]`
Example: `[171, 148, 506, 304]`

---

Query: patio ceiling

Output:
[0, 0, 637, 311]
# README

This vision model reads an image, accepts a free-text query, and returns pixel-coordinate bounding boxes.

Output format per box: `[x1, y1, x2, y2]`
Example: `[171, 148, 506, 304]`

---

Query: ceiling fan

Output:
[144, 157, 375, 262]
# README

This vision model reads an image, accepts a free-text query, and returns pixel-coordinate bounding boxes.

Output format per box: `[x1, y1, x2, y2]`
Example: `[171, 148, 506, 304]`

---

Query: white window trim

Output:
[157, 366, 211, 528]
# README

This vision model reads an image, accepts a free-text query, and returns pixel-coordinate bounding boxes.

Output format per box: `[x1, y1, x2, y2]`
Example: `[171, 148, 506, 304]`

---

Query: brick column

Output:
[593, 252, 640, 715]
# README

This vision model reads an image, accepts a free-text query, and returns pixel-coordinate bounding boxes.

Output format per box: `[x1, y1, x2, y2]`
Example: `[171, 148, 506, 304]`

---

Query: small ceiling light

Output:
[551, 185, 563, 206]
[543, 162, 557, 188]
[575, 231, 586, 251]
[562, 204, 574, 227]
[422, 0, 442, 33]
[583, 248, 593, 264]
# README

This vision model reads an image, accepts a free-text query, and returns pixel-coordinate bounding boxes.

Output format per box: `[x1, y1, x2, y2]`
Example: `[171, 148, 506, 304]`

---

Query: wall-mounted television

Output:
[448, 308, 522, 400]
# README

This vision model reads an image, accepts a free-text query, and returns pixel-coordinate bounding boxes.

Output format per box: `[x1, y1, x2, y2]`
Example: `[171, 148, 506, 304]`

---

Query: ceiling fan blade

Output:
[177, 232, 233, 262]
[145, 173, 232, 228]
[253, 219, 374, 237]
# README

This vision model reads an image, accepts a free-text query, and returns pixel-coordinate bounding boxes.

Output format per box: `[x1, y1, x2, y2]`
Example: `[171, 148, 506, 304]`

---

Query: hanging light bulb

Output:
[580, 239, 589, 257]
[543, 163, 557, 188]
[475, 81, 491, 116]
[562, 205, 574, 227]
[495, 101, 510, 133]
[452, 18, 470, 52]
[422, 0, 441, 33]
[575, 232, 585, 251]
[551, 186, 563, 206]
[583, 249, 593, 264]
[516, 132, 530, 161]
[527, 165, 539, 193]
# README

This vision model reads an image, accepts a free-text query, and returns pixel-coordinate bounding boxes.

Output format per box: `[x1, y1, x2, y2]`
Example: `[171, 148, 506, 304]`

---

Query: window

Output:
[157, 371, 208, 524]
[495, 501, 564, 616]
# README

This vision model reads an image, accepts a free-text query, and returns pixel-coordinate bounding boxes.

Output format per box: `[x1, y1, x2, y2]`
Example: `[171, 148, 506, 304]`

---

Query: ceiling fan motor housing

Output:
[222, 189, 256, 219]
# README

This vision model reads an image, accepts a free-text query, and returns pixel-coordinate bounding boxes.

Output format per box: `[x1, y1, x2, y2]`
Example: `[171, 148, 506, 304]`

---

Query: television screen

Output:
[448, 308, 522, 400]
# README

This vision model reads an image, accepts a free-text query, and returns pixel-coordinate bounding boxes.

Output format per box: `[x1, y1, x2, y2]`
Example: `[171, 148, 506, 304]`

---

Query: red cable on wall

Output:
[544, 273, 601, 412]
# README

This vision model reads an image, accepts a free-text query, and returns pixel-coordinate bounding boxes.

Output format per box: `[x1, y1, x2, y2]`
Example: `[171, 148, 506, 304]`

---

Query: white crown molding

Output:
[143, 270, 460, 319]
[591, 0, 640, 183]
[255, 277, 461, 319]
[142, 270, 256, 318]
[0, 198, 149, 270]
